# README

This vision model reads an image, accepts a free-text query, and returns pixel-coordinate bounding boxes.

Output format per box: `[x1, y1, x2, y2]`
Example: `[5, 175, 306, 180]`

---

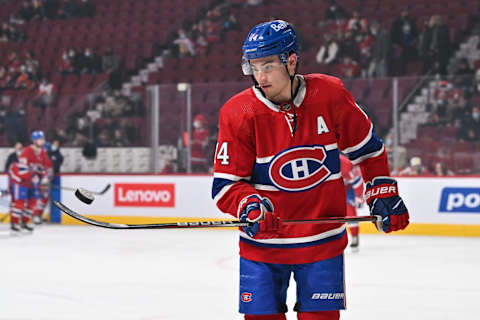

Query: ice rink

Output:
[1, 224, 479, 320]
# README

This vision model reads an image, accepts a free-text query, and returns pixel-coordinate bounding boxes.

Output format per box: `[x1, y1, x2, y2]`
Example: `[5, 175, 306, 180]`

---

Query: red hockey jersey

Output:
[9, 145, 53, 188]
[212, 74, 390, 264]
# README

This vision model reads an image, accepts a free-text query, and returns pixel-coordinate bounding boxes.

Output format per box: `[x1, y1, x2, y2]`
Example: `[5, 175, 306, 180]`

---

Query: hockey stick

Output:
[53, 200, 382, 230]
[52, 184, 111, 196]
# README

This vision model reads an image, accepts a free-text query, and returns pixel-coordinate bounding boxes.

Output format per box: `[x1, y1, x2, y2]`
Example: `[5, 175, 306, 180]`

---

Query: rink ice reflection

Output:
[1, 225, 479, 320]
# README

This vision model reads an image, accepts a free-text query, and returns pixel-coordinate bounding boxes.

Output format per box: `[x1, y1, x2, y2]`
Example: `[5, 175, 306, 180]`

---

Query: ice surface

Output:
[1, 225, 479, 320]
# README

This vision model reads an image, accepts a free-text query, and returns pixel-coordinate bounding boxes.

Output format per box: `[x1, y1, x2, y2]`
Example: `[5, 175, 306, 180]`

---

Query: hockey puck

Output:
[75, 188, 95, 205]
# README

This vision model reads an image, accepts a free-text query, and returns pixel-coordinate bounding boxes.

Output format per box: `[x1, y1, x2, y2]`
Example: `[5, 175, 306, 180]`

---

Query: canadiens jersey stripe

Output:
[239, 224, 346, 248]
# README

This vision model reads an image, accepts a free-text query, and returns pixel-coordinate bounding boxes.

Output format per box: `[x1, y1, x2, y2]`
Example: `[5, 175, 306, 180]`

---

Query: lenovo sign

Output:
[114, 183, 175, 207]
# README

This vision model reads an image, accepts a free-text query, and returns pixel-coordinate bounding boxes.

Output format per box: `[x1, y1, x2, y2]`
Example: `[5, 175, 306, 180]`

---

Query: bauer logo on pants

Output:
[439, 188, 480, 213]
[114, 183, 175, 207]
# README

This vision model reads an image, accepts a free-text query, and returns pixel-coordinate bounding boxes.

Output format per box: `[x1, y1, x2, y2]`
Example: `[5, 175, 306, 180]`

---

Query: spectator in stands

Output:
[368, 21, 391, 77]
[14, 65, 35, 90]
[324, 0, 347, 22]
[316, 33, 339, 66]
[77, 0, 96, 18]
[58, 0, 77, 19]
[31, 0, 46, 20]
[391, 8, 418, 76]
[0, 23, 9, 42]
[421, 15, 450, 75]
[449, 93, 470, 126]
[346, 11, 368, 35]
[433, 161, 454, 176]
[340, 56, 360, 79]
[454, 58, 475, 92]
[475, 68, 480, 94]
[4, 107, 27, 145]
[112, 129, 130, 147]
[340, 31, 360, 62]
[399, 156, 431, 176]
[118, 118, 136, 144]
[59, 50, 74, 75]
[81, 47, 102, 74]
[174, 28, 195, 58]
[18, 1, 34, 22]
[384, 130, 407, 173]
[244, 0, 263, 7]
[4, 141, 23, 172]
[457, 106, 480, 142]
[102, 48, 119, 72]
[223, 13, 240, 32]
[33, 77, 56, 109]
[0, 66, 8, 89]
[47, 139, 64, 174]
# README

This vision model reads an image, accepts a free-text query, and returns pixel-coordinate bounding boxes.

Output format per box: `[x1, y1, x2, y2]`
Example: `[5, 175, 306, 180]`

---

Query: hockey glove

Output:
[238, 195, 279, 238]
[365, 177, 409, 233]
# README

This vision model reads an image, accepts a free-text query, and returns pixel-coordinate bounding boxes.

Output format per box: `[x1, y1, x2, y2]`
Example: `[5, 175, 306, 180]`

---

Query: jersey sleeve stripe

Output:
[213, 172, 250, 181]
[342, 122, 373, 154]
[212, 178, 234, 203]
[350, 145, 385, 165]
[239, 224, 346, 247]
[344, 128, 383, 161]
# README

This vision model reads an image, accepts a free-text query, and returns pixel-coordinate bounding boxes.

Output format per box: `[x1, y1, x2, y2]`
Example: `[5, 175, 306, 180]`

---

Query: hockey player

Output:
[32, 140, 54, 224]
[211, 20, 409, 320]
[8, 130, 52, 232]
[340, 154, 364, 250]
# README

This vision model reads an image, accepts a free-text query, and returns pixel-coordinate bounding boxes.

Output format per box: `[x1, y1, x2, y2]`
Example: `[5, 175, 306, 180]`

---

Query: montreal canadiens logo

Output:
[269, 145, 332, 192]
[241, 292, 252, 302]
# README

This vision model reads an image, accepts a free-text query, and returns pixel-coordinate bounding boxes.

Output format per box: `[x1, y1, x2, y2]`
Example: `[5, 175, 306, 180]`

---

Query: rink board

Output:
[1, 174, 480, 236]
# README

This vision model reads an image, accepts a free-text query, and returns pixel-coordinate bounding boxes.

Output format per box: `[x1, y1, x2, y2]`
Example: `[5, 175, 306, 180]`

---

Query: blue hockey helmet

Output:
[31, 130, 45, 142]
[242, 20, 299, 75]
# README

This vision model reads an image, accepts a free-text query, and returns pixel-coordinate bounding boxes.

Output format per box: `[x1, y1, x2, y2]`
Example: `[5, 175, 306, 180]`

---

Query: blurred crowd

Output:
[0, 52, 42, 90]
[316, 1, 453, 78]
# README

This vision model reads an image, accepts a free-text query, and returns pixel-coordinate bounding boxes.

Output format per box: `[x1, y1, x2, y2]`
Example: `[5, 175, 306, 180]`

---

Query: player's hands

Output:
[239, 195, 280, 238]
[365, 177, 409, 233]
[40, 176, 50, 187]
[31, 174, 40, 186]
[33, 164, 46, 176]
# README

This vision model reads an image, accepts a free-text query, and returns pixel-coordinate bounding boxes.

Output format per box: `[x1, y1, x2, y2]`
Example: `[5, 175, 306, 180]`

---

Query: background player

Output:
[212, 20, 409, 320]
[340, 154, 364, 250]
[8, 130, 52, 233]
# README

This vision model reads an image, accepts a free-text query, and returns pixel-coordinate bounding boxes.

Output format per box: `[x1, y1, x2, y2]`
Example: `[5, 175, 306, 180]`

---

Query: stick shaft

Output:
[53, 201, 380, 230]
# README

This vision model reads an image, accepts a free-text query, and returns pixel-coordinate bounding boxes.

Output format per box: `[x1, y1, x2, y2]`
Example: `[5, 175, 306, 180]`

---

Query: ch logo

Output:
[241, 292, 252, 302]
[269, 145, 332, 192]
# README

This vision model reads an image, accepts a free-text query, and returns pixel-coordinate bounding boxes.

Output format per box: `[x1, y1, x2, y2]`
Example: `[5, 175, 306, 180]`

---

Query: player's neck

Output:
[271, 76, 299, 105]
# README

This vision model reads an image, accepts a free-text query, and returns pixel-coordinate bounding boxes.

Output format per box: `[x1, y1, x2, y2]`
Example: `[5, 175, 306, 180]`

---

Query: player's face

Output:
[33, 138, 45, 148]
[250, 56, 292, 103]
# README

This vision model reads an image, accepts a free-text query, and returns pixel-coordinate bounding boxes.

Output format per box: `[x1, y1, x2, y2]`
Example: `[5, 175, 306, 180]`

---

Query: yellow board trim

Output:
[2, 214, 480, 237]
[359, 222, 480, 237]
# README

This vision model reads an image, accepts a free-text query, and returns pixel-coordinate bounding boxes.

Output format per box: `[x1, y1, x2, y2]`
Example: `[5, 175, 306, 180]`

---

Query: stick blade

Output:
[52, 200, 129, 229]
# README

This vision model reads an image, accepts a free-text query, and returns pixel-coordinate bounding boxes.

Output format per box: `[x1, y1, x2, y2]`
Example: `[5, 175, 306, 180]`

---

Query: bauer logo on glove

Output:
[364, 177, 409, 233]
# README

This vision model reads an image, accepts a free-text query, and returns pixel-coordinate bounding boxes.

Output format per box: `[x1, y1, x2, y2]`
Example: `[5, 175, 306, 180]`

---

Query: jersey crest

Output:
[268, 145, 332, 192]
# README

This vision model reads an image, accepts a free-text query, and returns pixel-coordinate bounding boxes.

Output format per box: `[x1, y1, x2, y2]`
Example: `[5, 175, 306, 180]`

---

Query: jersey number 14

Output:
[214, 142, 230, 165]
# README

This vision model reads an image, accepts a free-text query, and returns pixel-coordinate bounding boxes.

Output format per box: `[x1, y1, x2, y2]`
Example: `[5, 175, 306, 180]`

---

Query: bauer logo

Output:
[114, 183, 175, 207]
[439, 188, 480, 213]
